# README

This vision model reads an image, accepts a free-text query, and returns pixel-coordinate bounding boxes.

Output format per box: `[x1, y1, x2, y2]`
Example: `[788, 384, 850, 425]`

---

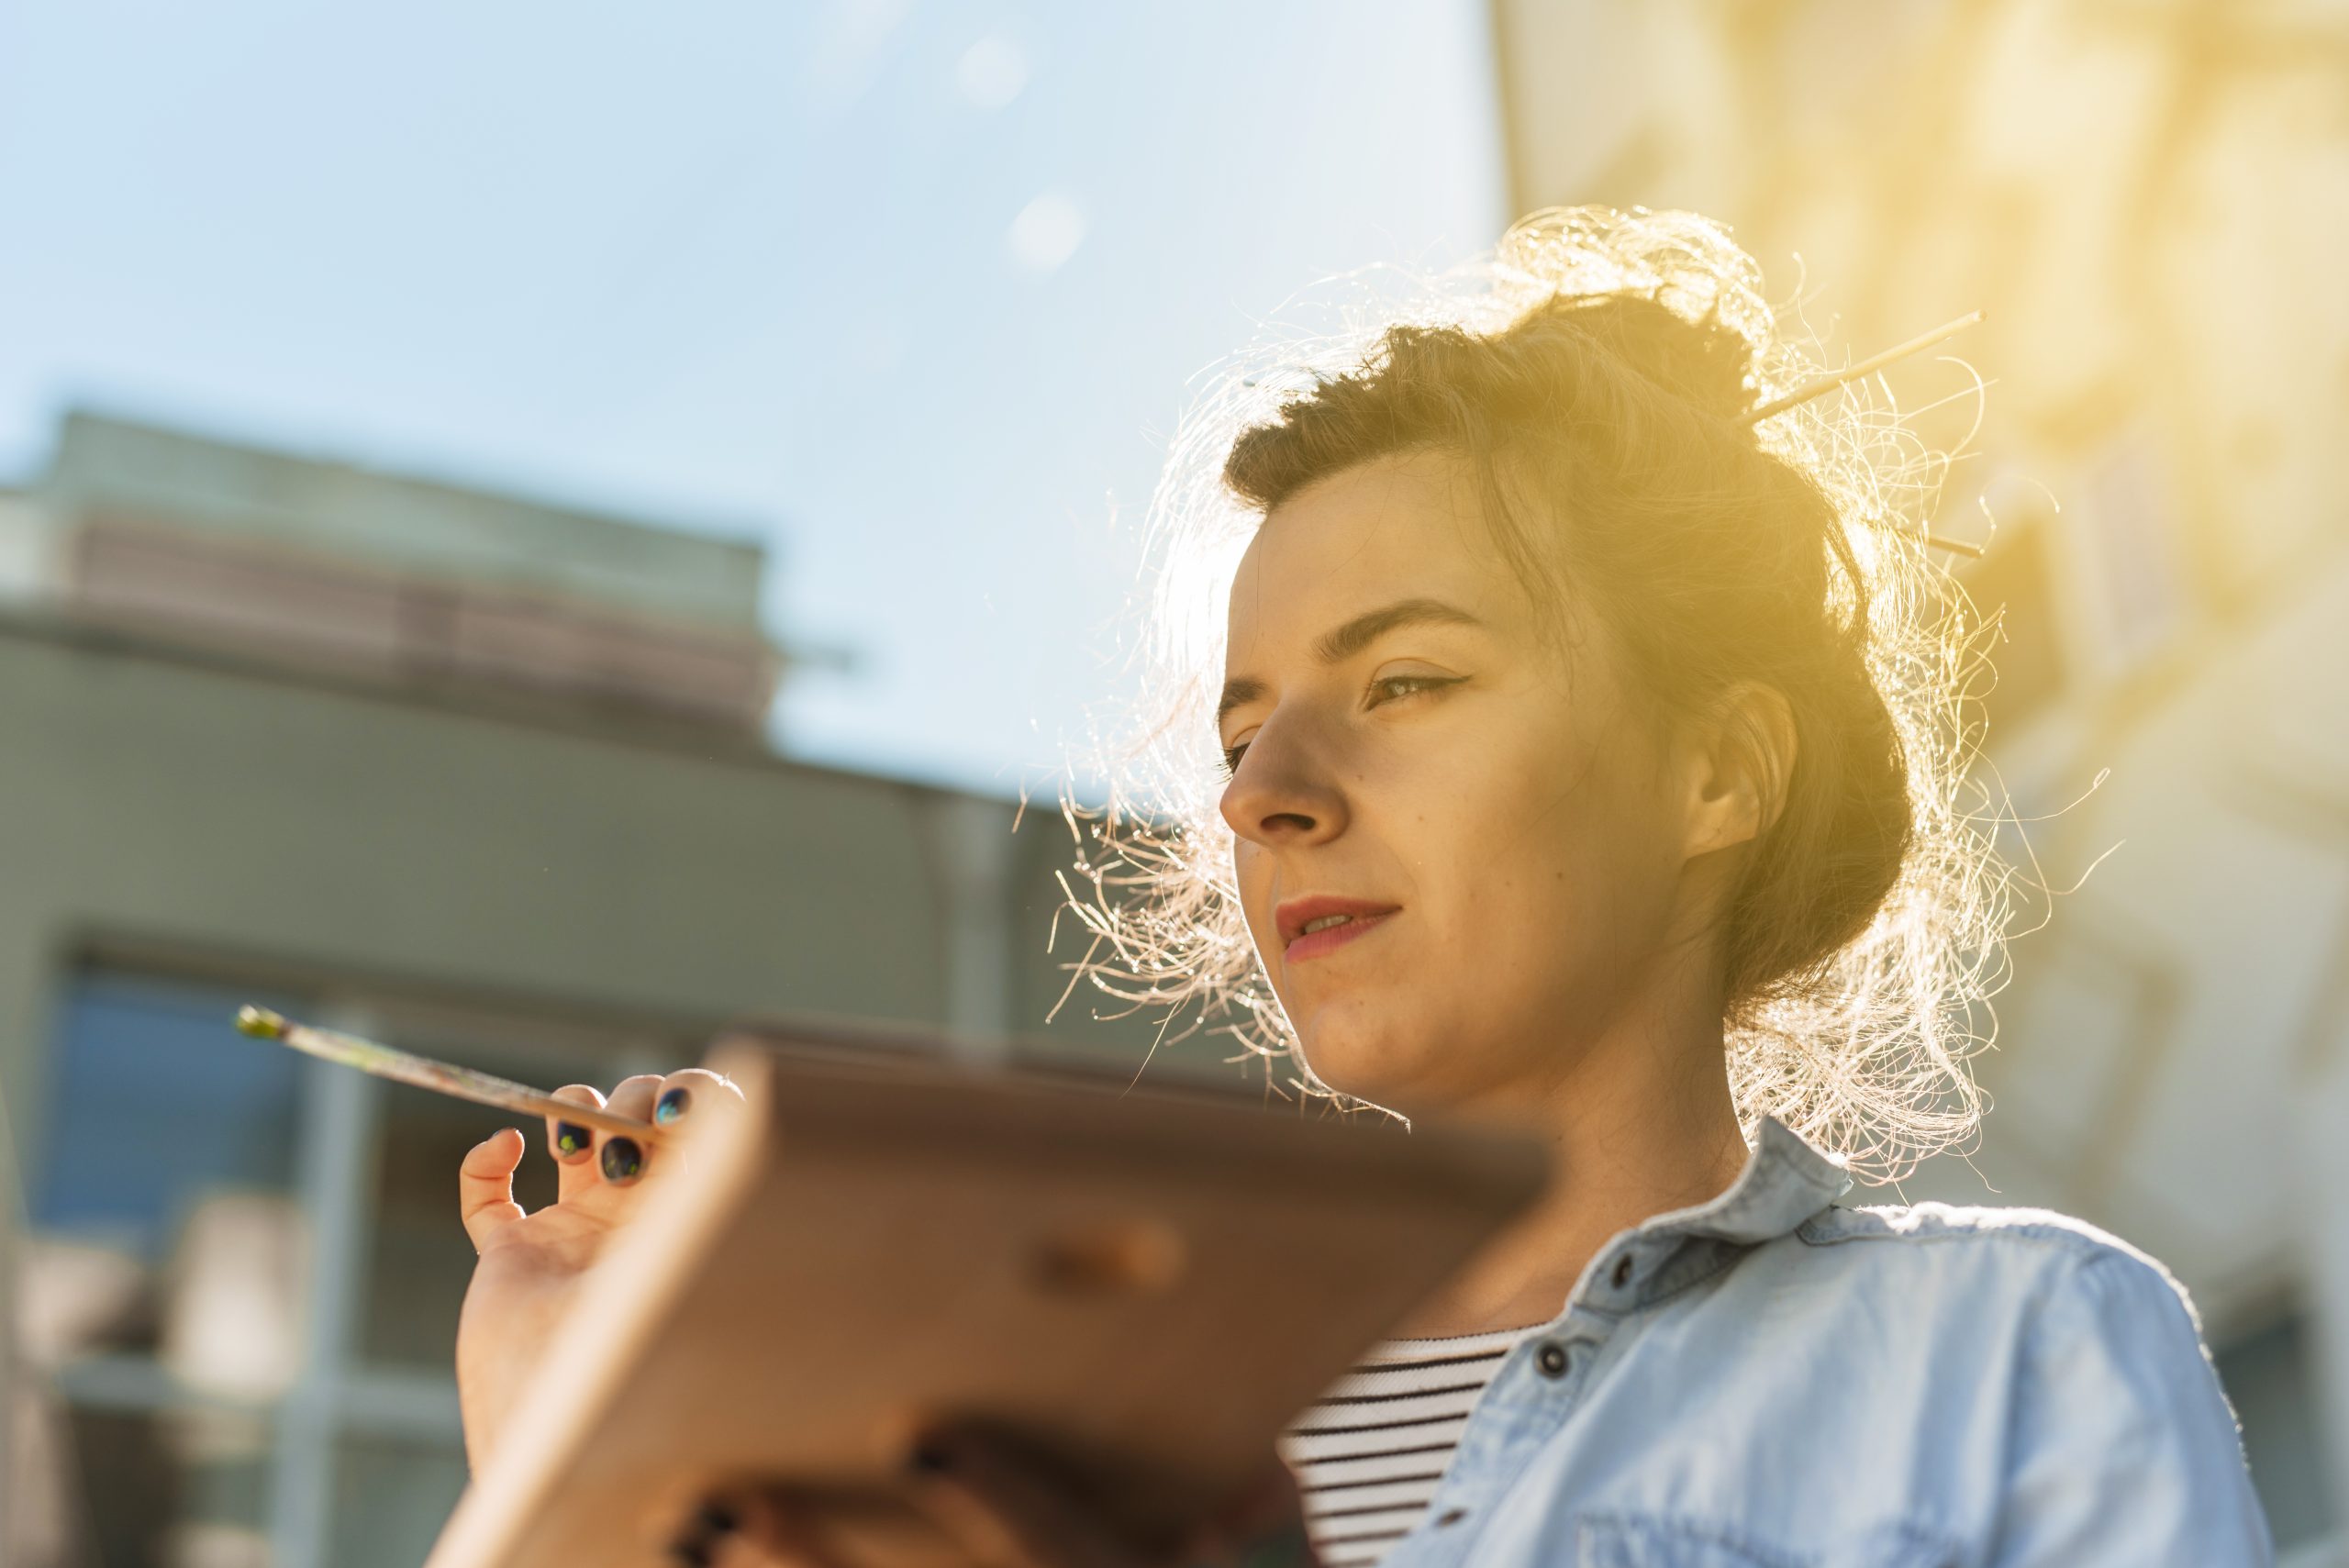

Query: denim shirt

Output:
[1375, 1117, 2275, 1568]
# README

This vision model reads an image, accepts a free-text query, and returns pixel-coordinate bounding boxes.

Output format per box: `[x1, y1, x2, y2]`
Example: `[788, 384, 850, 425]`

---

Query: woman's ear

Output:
[1676, 681, 1798, 861]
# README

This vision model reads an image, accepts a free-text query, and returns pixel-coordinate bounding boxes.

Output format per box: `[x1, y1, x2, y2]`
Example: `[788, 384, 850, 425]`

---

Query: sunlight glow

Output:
[955, 36, 1030, 111]
[1008, 190, 1087, 273]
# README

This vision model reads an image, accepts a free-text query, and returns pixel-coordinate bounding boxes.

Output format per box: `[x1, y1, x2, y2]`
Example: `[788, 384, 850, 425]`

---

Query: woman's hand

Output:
[680, 1427, 1319, 1568]
[453, 1066, 743, 1472]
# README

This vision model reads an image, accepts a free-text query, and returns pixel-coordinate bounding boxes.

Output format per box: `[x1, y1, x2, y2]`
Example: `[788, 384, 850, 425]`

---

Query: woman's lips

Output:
[1286, 910, 1390, 962]
[1277, 901, 1399, 962]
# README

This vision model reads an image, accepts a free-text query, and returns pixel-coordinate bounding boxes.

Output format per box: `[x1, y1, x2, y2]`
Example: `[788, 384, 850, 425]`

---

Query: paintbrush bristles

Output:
[1743, 310, 1985, 426]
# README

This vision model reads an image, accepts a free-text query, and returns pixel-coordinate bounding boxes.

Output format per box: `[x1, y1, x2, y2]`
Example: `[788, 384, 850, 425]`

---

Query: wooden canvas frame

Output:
[426, 1034, 1549, 1568]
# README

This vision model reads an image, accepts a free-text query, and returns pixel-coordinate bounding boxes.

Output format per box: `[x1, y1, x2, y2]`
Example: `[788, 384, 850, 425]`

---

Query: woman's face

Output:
[1216, 450, 1709, 1118]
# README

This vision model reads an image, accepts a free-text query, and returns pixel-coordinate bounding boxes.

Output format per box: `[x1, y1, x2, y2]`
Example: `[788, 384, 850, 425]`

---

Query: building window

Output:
[15, 964, 660, 1567]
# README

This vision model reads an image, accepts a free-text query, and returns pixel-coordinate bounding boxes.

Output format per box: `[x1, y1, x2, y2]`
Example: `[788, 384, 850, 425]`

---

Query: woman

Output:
[455, 208, 2274, 1566]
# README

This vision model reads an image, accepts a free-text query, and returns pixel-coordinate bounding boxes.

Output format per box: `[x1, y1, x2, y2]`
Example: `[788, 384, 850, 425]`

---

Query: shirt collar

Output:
[1636, 1114, 1854, 1248]
[1551, 1115, 1854, 1320]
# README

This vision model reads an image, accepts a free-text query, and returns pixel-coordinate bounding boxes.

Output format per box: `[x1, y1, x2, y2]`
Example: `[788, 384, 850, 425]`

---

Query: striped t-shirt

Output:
[1275, 1324, 1543, 1567]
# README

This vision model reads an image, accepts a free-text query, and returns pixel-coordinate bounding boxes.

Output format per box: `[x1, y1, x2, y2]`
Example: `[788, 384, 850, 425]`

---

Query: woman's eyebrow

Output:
[1311, 596, 1486, 663]
[1216, 676, 1266, 729]
[1217, 598, 1486, 728]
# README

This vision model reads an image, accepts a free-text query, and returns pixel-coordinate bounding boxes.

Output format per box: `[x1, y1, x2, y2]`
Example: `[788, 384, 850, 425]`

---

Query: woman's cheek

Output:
[1231, 850, 1281, 973]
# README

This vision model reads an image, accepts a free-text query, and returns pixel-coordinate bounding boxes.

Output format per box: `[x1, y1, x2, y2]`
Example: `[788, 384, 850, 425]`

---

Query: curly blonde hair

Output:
[1055, 206, 2012, 1183]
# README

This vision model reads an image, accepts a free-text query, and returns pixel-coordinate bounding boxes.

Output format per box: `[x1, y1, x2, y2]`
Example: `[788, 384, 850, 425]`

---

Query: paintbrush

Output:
[235, 1005, 664, 1140]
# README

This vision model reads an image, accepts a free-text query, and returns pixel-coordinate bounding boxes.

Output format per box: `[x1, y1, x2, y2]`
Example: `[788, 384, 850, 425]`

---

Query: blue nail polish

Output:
[656, 1086, 692, 1125]
[552, 1122, 593, 1160]
[602, 1137, 644, 1183]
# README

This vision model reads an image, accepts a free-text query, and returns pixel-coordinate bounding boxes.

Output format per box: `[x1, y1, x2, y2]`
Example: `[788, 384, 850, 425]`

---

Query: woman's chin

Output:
[1292, 1009, 1437, 1110]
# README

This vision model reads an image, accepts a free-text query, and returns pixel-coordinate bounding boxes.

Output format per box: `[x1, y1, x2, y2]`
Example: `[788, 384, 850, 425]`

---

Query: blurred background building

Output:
[0, 410, 1170, 1567]
[1493, 0, 2349, 1560]
[0, 4, 1510, 1560]
[4, 0, 2345, 1562]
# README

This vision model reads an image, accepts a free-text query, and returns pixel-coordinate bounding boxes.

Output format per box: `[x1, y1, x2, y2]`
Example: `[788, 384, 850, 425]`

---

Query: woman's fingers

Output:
[906, 1429, 1137, 1568]
[694, 1492, 854, 1568]
[589, 1066, 745, 1194]
[651, 1066, 748, 1172]
[594, 1073, 664, 1189]
[546, 1083, 607, 1202]
[533, 1065, 741, 1214]
[459, 1127, 527, 1252]
[1187, 1469, 1317, 1568]
[651, 1065, 746, 1134]
[1206, 1458, 1310, 1549]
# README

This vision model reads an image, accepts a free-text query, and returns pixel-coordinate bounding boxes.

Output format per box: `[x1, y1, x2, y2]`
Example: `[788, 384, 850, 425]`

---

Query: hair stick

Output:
[1743, 310, 1985, 426]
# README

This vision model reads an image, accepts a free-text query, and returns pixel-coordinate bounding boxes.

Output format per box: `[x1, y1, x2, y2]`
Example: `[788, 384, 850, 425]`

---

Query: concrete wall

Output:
[0, 608, 1251, 1566]
[42, 413, 768, 636]
[0, 398, 1286, 1564]
[0, 614, 1205, 1173]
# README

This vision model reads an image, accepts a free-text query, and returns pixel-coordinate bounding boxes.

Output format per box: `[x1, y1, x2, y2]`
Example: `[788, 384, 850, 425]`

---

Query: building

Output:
[1491, 1, 2349, 1557]
[0, 411, 1179, 1567]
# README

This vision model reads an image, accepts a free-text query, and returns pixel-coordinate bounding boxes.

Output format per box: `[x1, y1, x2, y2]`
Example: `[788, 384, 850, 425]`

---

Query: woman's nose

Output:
[1218, 722, 1348, 847]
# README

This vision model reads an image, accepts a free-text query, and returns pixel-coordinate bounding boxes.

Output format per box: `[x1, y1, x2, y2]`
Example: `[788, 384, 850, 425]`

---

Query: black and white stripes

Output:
[1275, 1326, 1536, 1568]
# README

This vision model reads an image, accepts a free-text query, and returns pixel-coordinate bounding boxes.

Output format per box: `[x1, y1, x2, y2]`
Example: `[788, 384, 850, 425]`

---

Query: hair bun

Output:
[1545, 291, 1761, 423]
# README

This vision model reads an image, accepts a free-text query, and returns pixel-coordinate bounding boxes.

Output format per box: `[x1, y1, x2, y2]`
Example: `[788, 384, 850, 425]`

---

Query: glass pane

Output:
[31, 973, 301, 1260]
[21, 972, 306, 1384]
[329, 1433, 468, 1568]
[16, 972, 307, 1563]
[47, 1403, 273, 1568]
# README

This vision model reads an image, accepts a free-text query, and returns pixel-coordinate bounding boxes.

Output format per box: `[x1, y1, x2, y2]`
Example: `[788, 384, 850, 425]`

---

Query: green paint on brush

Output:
[236, 1005, 290, 1040]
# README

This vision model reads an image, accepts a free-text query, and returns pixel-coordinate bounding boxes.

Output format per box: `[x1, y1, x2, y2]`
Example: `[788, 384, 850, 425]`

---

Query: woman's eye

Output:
[1367, 673, 1459, 707]
[1217, 677, 1454, 777]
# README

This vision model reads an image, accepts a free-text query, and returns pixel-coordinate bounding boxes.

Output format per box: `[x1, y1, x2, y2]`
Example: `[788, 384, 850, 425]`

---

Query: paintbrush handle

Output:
[236, 1006, 664, 1139]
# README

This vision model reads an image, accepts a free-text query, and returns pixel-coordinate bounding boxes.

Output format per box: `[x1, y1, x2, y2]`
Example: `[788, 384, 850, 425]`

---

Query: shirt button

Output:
[1535, 1340, 1569, 1378]
[1611, 1253, 1635, 1289]
[1436, 1508, 1468, 1528]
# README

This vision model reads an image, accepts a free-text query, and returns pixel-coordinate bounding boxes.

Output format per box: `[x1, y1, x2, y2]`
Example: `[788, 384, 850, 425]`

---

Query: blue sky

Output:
[0, 0, 1505, 794]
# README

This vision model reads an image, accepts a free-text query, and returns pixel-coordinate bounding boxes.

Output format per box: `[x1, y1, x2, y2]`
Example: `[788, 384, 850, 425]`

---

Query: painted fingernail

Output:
[551, 1122, 593, 1161]
[656, 1086, 692, 1125]
[601, 1137, 645, 1184]
[662, 1499, 738, 1566]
